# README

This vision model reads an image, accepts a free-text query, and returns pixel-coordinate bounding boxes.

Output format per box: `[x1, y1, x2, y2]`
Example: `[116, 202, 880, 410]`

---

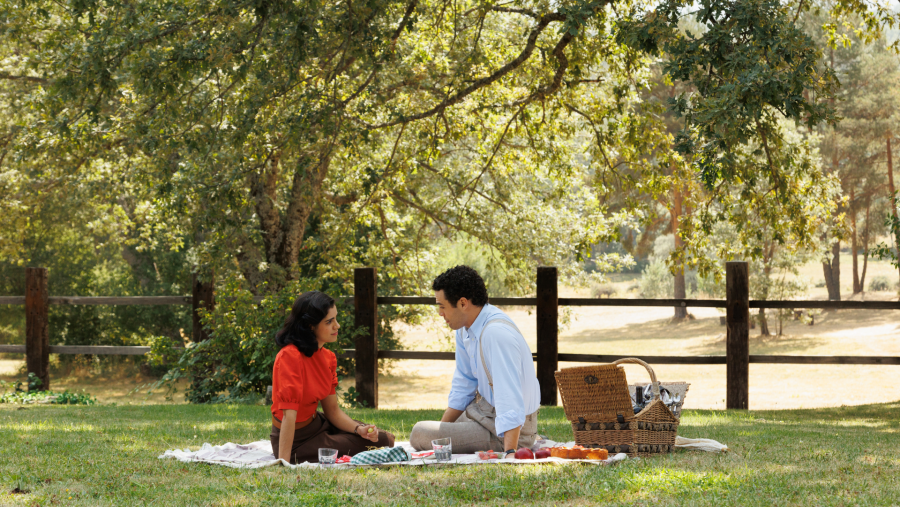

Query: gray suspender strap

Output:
[477, 318, 523, 397]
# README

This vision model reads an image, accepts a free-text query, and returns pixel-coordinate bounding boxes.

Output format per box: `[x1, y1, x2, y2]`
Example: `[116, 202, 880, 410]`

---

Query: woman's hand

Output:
[355, 424, 380, 442]
[322, 395, 382, 442]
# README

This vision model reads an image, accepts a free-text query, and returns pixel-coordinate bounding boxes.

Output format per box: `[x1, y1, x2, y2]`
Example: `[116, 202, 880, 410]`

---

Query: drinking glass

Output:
[431, 437, 452, 462]
[318, 448, 338, 466]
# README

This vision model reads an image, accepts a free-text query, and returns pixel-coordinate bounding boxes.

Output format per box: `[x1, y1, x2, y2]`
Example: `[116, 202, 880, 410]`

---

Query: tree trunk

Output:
[861, 200, 870, 291]
[672, 184, 688, 320]
[887, 134, 900, 284]
[822, 241, 841, 301]
[759, 261, 771, 336]
[758, 307, 770, 336]
[851, 187, 861, 294]
[246, 152, 332, 291]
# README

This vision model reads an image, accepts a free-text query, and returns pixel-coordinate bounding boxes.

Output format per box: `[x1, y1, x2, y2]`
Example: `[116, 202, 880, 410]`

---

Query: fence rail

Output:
[3, 263, 898, 407]
[5, 295, 899, 310]
[6, 344, 895, 365]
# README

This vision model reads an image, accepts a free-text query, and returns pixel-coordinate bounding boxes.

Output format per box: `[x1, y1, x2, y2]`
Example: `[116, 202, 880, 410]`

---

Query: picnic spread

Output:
[158, 438, 634, 469]
[159, 435, 725, 470]
[159, 357, 726, 469]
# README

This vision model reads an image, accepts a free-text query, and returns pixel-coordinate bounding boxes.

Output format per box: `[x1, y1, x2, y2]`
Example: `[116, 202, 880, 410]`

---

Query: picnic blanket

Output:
[159, 439, 628, 469]
[159, 436, 726, 469]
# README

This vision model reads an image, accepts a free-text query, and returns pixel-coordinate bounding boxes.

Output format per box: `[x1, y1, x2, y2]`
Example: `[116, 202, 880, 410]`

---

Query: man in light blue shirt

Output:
[409, 266, 541, 455]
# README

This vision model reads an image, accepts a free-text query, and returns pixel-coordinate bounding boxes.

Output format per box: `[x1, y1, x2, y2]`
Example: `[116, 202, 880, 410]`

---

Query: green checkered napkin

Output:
[349, 446, 411, 466]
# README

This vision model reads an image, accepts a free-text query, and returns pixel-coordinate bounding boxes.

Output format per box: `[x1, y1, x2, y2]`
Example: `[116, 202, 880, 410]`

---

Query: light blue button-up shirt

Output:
[447, 304, 541, 437]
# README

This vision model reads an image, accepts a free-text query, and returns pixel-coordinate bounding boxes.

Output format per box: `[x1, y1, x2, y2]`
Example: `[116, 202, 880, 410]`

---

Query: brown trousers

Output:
[270, 411, 395, 464]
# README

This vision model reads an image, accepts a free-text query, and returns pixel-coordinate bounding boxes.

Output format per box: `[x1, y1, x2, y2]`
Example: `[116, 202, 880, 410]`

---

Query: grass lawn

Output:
[2, 403, 898, 506]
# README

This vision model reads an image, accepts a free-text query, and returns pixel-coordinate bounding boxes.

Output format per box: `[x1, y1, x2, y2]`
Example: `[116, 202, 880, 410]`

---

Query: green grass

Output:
[1, 403, 899, 506]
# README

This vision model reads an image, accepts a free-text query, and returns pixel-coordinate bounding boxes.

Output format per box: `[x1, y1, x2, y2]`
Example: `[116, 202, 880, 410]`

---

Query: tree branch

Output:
[367, 11, 567, 129]
[0, 72, 48, 84]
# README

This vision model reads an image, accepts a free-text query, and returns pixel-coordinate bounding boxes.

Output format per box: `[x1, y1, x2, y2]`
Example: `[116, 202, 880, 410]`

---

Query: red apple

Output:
[514, 448, 534, 459]
[534, 449, 551, 459]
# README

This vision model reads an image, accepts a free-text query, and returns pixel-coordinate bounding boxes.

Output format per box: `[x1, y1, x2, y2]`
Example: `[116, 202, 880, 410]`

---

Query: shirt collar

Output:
[464, 303, 497, 340]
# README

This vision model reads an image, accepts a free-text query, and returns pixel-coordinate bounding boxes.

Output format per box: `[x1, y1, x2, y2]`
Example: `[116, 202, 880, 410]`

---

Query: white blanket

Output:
[159, 436, 726, 469]
[158, 439, 627, 469]
[674, 436, 729, 453]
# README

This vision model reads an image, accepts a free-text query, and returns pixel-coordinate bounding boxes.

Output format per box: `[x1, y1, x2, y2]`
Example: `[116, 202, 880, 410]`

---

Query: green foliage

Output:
[432, 235, 517, 297]
[618, 0, 840, 189]
[0, 377, 96, 405]
[6, 0, 890, 301]
[590, 282, 617, 298]
[1, 0, 898, 369]
[152, 277, 401, 404]
[26, 372, 42, 392]
[146, 335, 184, 368]
[639, 234, 715, 298]
[155, 278, 316, 403]
[872, 204, 900, 272]
[339, 385, 370, 409]
[0, 390, 95, 405]
[868, 275, 892, 292]
[0, 196, 192, 352]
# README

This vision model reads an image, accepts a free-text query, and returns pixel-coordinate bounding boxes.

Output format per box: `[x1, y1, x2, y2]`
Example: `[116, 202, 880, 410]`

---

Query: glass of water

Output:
[318, 448, 338, 466]
[432, 437, 452, 462]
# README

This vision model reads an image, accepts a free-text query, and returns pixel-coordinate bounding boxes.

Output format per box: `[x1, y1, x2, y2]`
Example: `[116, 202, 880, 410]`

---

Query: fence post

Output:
[536, 266, 559, 406]
[25, 267, 49, 391]
[191, 271, 215, 343]
[354, 267, 378, 408]
[725, 261, 749, 409]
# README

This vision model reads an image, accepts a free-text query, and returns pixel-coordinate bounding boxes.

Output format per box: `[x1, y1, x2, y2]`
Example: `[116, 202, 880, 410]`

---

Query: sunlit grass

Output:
[2, 402, 899, 506]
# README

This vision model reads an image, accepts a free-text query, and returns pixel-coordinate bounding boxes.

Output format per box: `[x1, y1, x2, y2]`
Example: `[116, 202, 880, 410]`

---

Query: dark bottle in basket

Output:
[633, 386, 645, 414]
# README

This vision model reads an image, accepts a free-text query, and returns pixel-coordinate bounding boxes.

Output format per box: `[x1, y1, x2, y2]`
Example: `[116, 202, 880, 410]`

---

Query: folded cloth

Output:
[350, 446, 411, 465]
[675, 436, 728, 453]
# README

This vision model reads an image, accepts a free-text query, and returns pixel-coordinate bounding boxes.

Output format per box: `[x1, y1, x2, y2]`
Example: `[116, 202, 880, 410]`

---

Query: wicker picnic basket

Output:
[554, 358, 688, 457]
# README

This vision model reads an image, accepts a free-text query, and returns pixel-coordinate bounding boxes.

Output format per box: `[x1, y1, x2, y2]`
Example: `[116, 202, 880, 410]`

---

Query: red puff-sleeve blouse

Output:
[271, 345, 339, 421]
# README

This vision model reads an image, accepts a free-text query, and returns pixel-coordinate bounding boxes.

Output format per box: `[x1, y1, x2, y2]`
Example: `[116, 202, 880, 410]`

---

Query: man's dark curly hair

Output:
[432, 265, 489, 307]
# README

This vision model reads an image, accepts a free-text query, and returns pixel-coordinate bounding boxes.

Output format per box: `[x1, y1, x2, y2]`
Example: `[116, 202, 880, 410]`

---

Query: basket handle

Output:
[612, 357, 661, 400]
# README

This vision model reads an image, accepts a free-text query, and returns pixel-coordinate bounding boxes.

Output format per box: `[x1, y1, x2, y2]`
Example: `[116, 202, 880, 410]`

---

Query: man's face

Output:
[435, 290, 467, 330]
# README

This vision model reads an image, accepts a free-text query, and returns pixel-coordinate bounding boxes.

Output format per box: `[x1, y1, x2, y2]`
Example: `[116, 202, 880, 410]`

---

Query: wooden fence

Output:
[2, 263, 899, 409]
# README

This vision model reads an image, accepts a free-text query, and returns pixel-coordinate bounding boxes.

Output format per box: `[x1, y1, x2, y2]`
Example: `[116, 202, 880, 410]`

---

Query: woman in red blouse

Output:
[271, 291, 395, 463]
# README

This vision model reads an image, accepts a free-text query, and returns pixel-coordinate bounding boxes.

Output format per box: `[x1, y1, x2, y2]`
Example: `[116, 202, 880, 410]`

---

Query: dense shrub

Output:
[153, 278, 402, 404]
[0, 376, 96, 405]
[590, 283, 617, 298]
[868, 276, 892, 292]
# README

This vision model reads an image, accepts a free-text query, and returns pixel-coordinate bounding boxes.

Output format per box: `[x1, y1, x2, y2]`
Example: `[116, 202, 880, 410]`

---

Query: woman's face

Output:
[313, 306, 340, 347]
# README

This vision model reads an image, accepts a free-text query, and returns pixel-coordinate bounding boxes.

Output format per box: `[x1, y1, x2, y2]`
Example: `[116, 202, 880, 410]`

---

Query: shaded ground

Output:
[0, 356, 186, 405]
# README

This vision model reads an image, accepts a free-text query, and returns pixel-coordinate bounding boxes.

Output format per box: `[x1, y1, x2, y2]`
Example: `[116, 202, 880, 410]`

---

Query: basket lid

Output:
[554, 364, 634, 422]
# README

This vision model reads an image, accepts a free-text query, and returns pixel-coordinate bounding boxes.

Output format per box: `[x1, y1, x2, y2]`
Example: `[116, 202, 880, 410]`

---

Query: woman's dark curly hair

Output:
[432, 265, 489, 307]
[275, 291, 336, 357]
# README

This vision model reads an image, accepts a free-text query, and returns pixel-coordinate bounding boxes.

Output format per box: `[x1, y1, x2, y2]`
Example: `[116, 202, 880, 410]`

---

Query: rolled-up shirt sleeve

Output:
[272, 353, 303, 418]
[447, 331, 477, 411]
[484, 328, 527, 437]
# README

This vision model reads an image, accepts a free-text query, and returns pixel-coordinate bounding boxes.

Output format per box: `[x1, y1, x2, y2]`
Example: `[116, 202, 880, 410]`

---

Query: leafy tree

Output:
[3, 0, 894, 294]
[2, 0, 898, 401]
[838, 44, 900, 293]
[810, 9, 900, 298]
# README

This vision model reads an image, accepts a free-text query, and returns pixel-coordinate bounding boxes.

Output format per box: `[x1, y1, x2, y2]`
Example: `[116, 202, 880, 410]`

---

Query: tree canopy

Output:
[2, 0, 898, 293]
